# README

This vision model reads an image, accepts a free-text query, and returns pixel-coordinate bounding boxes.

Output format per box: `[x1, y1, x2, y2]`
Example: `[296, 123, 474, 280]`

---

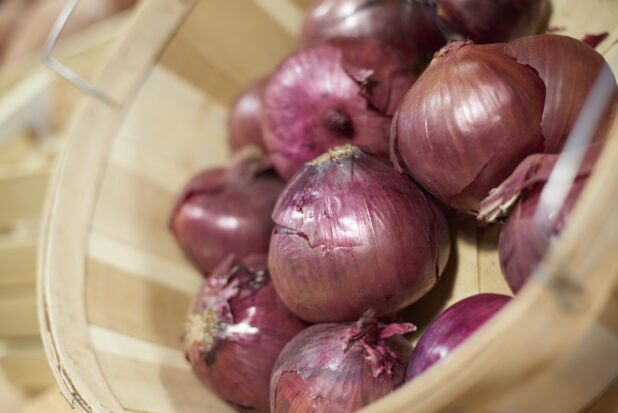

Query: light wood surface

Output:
[36, 0, 618, 412]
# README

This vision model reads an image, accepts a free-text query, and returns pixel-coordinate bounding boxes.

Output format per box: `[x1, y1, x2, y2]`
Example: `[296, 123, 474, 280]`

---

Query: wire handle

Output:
[43, 0, 116, 106]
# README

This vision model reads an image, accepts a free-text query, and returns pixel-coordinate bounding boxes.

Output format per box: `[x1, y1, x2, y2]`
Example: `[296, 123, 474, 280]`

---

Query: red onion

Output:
[391, 40, 545, 214]
[228, 77, 268, 153]
[262, 38, 416, 180]
[391, 35, 616, 214]
[300, 0, 444, 61]
[581, 32, 609, 49]
[270, 310, 414, 413]
[170, 151, 284, 274]
[185, 254, 306, 413]
[479, 144, 603, 293]
[504, 34, 617, 153]
[434, 0, 549, 44]
[406, 293, 511, 380]
[268, 145, 450, 322]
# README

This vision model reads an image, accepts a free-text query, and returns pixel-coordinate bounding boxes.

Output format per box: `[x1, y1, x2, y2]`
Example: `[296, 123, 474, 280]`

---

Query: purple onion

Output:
[262, 38, 416, 180]
[300, 0, 444, 60]
[270, 310, 414, 413]
[228, 77, 268, 153]
[185, 255, 306, 413]
[479, 143, 603, 293]
[268, 144, 450, 322]
[406, 293, 511, 380]
[170, 151, 284, 274]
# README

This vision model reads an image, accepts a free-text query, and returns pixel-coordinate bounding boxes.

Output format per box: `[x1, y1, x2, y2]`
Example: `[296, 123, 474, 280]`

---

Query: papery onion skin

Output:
[270, 310, 414, 413]
[504, 34, 617, 153]
[268, 145, 450, 322]
[391, 40, 546, 214]
[482, 144, 604, 293]
[228, 77, 269, 153]
[262, 38, 416, 180]
[170, 151, 284, 274]
[406, 293, 511, 380]
[436, 0, 549, 44]
[185, 255, 306, 413]
[300, 0, 444, 61]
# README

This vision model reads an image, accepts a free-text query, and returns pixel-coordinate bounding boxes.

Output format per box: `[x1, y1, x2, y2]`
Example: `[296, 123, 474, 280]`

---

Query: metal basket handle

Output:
[43, 0, 116, 106]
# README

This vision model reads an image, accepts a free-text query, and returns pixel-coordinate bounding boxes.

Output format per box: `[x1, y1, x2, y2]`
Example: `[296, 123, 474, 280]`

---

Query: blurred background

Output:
[0, 0, 137, 411]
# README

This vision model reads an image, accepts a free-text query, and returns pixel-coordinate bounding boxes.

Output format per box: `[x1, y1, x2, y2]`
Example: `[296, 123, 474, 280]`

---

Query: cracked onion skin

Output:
[392, 40, 546, 214]
[262, 38, 416, 180]
[185, 255, 306, 413]
[268, 144, 450, 323]
[228, 77, 268, 153]
[436, 0, 549, 44]
[479, 144, 604, 294]
[170, 151, 284, 275]
[270, 310, 414, 413]
[406, 293, 511, 380]
[300, 0, 444, 61]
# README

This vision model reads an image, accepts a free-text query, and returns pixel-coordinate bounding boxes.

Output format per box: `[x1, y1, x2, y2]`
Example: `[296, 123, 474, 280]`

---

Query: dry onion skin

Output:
[185, 255, 306, 413]
[170, 151, 284, 274]
[262, 38, 416, 180]
[479, 144, 603, 294]
[270, 310, 414, 413]
[269, 145, 450, 322]
[391, 34, 616, 214]
[228, 77, 269, 153]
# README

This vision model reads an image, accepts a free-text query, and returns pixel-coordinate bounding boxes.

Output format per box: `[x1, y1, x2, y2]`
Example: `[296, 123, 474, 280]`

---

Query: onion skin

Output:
[504, 34, 617, 153]
[406, 293, 511, 380]
[268, 145, 450, 322]
[262, 38, 416, 180]
[436, 0, 549, 44]
[300, 0, 444, 60]
[228, 77, 268, 153]
[479, 144, 603, 293]
[391, 40, 545, 214]
[270, 310, 414, 413]
[185, 255, 306, 413]
[170, 151, 284, 274]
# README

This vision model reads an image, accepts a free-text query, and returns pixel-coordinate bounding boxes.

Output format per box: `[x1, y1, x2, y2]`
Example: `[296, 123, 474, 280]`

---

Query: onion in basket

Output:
[228, 77, 269, 153]
[268, 144, 450, 322]
[270, 310, 414, 413]
[170, 150, 284, 275]
[406, 293, 511, 380]
[262, 38, 416, 180]
[184, 254, 306, 413]
[479, 143, 604, 293]
[391, 35, 616, 214]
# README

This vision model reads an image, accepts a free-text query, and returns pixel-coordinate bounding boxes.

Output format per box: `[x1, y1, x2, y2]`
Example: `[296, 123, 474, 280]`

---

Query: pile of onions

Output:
[170, 150, 284, 274]
[391, 34, 616, 214]
[228, 77, 269, 153]
[479, 143, 604, 293]
[268, 144, 450, 322]
[406, 294, 511, 380]
[262, 38, 416, 180]
[270, 310, 414, 413]
[185, 254, 306, 413]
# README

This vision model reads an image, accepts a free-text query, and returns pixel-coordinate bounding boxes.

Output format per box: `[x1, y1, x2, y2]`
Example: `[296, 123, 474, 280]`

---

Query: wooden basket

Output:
[37, 1, 618, 412]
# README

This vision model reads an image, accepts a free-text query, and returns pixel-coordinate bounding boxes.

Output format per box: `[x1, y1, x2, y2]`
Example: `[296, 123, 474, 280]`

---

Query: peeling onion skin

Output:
[228, 77, 269, 153]
[406, 293, 511, 380]
[488, 144, 604, 293]
[505, 34, 617, 153]
[392, 40, 546, 214]
[170, 152, 285, 275]
[185, 255, 306, 413]
[270, 310, 414, 413]
[300, 0, 444, 61]
[436, 0, 549, 44]
[262, 38, 417, 180]
[268, 145, 450, 322]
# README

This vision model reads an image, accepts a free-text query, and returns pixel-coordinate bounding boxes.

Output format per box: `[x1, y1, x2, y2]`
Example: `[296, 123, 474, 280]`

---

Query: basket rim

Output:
[37, 1, 618, 412]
